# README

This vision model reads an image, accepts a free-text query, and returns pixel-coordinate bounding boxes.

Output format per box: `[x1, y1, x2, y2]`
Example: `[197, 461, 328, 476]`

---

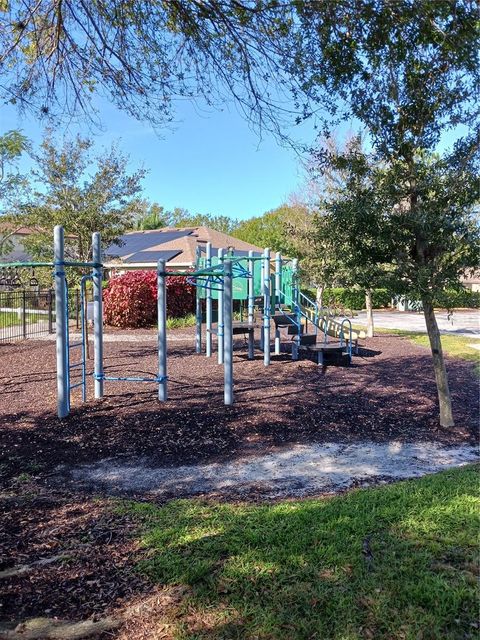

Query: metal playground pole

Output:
[54, 225, 69, 419]
[217, 247, 225, 365]
[223, 259, 233, 405]
[247, 249, 255, 360]
[274, 251, 282, 355]
[206, 241, 212, 357]
[157, 259, 168, 401]
[92, 232, 104, 399]
[263, 248, 271, 366]
[195, 246, 202, 354]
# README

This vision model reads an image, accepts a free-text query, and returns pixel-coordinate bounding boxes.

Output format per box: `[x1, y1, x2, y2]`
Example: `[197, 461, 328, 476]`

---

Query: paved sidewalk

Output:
[355, 309, 479, 338]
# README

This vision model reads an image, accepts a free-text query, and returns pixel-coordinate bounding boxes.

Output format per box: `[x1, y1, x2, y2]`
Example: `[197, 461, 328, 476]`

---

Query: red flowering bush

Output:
[103, 270, 195, 328]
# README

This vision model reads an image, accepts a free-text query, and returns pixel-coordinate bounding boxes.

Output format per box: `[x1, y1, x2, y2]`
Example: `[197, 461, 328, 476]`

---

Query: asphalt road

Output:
[355, 309, 479, 338]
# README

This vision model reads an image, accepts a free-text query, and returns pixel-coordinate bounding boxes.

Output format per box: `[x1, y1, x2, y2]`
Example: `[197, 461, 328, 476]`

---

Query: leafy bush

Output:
[299, 287, 392, 311]
[166, 313, 196, 329]
[433, 288, 480, 309]
[103, 271, 195, 328]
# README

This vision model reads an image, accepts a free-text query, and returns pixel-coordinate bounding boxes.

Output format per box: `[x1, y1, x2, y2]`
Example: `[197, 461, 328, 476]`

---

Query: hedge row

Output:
[306, 287, 480, 311]
[103, 271, 195, 328]
[433, 288, 480, 309]
[323, 288, 391, 311]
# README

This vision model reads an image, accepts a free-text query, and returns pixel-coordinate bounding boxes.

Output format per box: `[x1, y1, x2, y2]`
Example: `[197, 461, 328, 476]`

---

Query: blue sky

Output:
[1, 97, 320, 222]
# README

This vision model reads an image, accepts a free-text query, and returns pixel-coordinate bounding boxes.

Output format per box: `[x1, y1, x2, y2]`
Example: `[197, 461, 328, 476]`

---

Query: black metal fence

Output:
[0, 287, 94, 343]
[0, 288, 55, 342]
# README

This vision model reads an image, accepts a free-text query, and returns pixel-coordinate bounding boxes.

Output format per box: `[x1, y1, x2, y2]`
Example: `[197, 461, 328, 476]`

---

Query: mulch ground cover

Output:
[0, 328, 478, 635]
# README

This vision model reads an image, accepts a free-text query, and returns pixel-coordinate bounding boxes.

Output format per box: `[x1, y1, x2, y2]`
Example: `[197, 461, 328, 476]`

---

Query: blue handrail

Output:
[339, 318, 353, 363]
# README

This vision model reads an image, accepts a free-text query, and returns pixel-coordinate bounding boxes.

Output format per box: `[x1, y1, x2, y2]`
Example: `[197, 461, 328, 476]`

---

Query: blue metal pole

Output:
[206, 242, 212, 357]
[217, 247, 224, 365]
[195, 246, 202, 354]
[263, 248, 271, 366]
[92, 232, 104, 399]
[224, 259, 233, 405]
[157, 259, 168, 401]
[54, 225, 69, 418]
[259, 256, 265, 351]
[247, 250, 255, 360]
[292, 258, 300, 361]
[274, 251, 281, 355]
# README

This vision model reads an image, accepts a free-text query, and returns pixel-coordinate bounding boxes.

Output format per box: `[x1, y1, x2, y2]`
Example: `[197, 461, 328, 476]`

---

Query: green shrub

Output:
[433, 288, 480, 309]
[166, 314, 196, 329]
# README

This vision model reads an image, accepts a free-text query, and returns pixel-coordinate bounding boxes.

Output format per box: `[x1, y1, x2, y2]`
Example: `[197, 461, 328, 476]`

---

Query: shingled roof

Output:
[105, 226, 263, 268]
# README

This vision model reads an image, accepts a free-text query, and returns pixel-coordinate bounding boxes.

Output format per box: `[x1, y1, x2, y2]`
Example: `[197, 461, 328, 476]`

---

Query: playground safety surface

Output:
[0, 328, 479, 633]
[1, 328, 478, 482]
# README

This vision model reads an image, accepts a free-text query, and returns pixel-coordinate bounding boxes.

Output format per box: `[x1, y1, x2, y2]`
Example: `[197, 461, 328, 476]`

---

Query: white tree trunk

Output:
[316, 285, 324, 310]
[365, 289, 374, 338]
[422, 299, 454, 427]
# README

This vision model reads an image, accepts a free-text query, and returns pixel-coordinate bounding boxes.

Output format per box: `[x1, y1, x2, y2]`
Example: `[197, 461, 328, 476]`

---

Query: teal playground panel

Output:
[198, 257, 262, 300]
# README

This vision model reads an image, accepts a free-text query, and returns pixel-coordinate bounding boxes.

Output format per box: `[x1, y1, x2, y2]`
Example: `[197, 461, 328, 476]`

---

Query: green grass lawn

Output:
[0, 310, 29, 327]
[122, 465, 479, 640]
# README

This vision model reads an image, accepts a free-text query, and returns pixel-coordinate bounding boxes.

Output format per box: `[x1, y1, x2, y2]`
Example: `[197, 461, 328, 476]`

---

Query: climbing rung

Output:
[69, 362, 84, 369]
[69, 341, 83, 349]
[69, 381, 85, 390]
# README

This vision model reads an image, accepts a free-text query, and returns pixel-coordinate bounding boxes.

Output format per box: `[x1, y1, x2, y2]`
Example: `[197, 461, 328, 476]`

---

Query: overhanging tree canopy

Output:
[0, 1, 307, 134]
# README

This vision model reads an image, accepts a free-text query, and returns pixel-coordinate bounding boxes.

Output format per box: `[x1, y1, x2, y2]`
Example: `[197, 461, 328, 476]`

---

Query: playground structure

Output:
[194, 242, 357, 367]
[0, 226, 359, 419]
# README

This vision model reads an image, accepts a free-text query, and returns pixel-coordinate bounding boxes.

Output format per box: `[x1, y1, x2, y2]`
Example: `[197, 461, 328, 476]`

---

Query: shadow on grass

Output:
[124, 465, 479, 640]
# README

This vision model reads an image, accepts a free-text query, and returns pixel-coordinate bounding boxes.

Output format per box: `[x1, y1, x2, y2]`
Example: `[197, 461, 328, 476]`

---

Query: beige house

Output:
[105, 226, 263, 272]
[461, 272, 480, 292]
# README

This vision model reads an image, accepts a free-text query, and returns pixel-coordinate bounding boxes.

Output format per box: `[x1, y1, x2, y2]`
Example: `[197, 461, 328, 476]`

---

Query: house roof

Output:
[105, 226, 263, 267]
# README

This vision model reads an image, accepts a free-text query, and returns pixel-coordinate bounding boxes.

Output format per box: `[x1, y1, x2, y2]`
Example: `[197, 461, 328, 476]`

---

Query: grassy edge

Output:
[119, 464, 480, 640]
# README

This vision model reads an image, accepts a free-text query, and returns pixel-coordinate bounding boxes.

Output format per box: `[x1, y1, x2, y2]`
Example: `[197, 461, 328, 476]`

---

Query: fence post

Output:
[22, 289, 27, 339]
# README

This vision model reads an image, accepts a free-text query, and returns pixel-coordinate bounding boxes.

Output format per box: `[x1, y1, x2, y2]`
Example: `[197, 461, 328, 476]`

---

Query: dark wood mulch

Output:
[0, 330, 478, 632]
[0, 331, 478, 483]
[0, 487, 152, 626]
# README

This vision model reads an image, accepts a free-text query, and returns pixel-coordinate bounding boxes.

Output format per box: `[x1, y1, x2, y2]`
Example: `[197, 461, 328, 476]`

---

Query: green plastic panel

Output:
[196, 257, 293, 301]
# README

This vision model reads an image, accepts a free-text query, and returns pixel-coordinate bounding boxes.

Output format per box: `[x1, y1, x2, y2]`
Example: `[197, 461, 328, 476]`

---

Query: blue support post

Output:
[247, 250, 255, 360]
[217, 248, 225, 364]
[274, 251, 281, 355]
[223, 260, 233, 405]
[195, 246, 202, 354]
[259, 256, 265, 351]
[292, 258, 300, 361]
[263, 248, 271, 366]
[92, 232, 104, 398]
[157, 259, 168, 401]
[54, 225, 69, 418]
[206, 242, 212, 357]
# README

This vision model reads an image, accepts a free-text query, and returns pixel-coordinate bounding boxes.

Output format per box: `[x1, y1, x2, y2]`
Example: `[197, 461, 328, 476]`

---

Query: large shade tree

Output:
[295, 1, 479, 426]
[18, 133, 146, 263]
[0, 1, 307, 135]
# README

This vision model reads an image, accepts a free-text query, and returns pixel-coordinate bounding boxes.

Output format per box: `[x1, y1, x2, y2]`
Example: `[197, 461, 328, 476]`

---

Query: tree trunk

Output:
[316, 285, 324, 310]
[365, 289, 374, 337]
[422, 298, 454, 427]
